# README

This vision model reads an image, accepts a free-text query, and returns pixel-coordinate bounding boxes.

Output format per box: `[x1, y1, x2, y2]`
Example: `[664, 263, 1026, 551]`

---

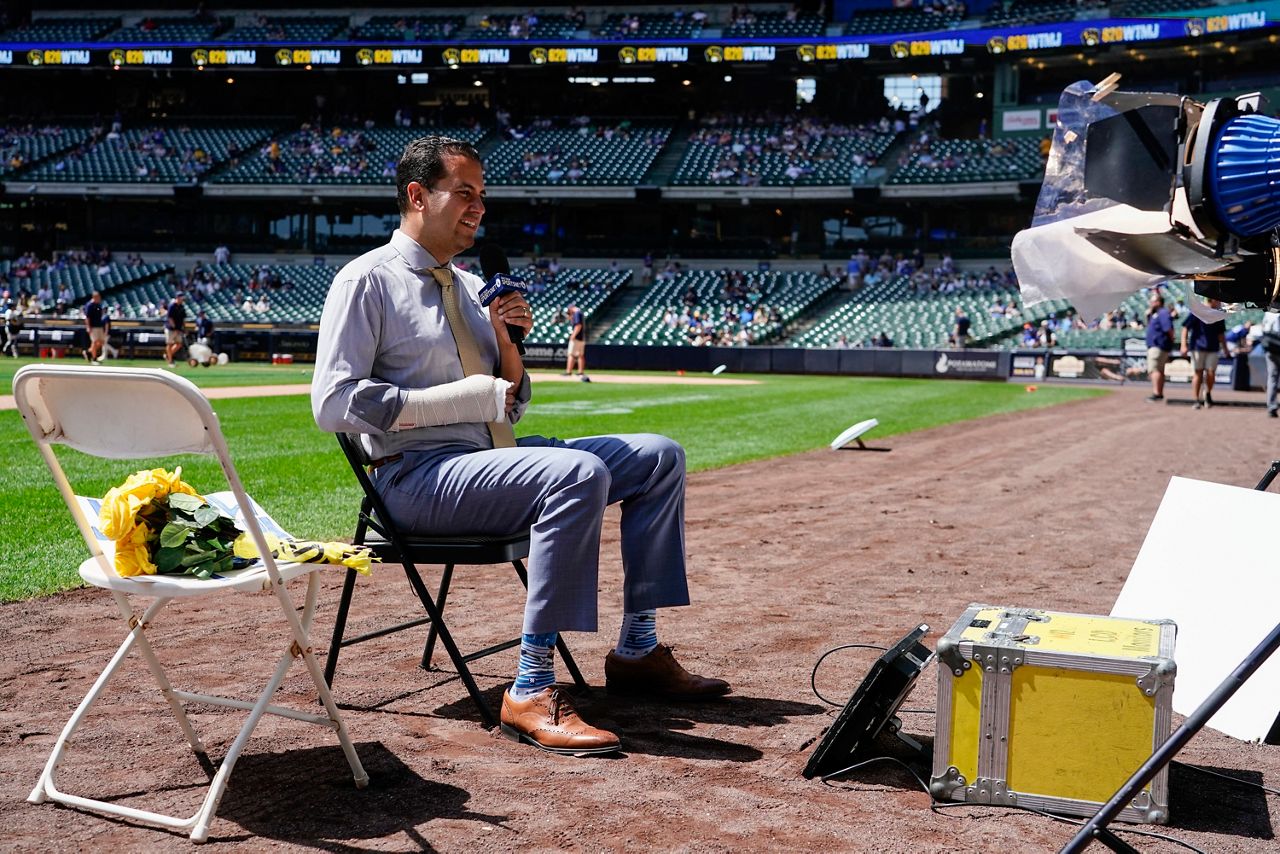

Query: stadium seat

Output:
[15, 364, 367, 843]
[324, 433, 589, 729]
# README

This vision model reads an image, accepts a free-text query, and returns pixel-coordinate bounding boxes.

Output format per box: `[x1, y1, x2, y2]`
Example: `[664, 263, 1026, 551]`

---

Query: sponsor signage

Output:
[529, 46, 599, 64]
[274, 48, 342, 66]
[109, 48, 173, 66]
[356, 47, 424, 65]
[704, 45, 776, 62]
[442, 47, 510, 65]
[890, 37, 966, 58]
[1047, 351, 1126, 382]
[1, 7, 1273, 71]
[1002, 108, 1042, 132]
[1011, 353, 1047, 379]
[617, 45, 689, 63]
[933, 350, 1002, 378]
[797, 43, 870, 61]
[190, 48, 257, 66]
[26, 49, 91, 65]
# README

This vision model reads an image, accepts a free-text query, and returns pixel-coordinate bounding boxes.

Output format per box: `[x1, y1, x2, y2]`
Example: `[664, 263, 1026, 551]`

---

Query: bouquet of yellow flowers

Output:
[98, 467, 372, 579]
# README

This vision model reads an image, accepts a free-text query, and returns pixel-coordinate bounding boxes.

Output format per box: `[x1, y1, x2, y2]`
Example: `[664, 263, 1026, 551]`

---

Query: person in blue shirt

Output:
[1180, 301, 1228, 409]
[1144, 293, 1175, 402]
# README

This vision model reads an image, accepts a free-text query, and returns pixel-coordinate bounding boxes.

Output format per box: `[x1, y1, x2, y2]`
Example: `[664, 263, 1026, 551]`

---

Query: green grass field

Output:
[0, 358, 1105, 600]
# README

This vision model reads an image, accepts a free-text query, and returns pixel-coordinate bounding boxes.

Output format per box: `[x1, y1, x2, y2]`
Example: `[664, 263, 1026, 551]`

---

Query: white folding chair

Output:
[14, 364, 367, 843]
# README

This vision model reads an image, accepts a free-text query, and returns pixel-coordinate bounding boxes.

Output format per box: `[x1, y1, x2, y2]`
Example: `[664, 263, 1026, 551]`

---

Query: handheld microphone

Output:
[478, 243, 528, 354]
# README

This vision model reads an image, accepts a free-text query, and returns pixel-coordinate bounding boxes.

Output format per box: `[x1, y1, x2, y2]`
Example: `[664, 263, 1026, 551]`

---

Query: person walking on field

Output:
[1180, 299, 1228, 409]
[164, 293, 188, 367]
[83, 291, 107, 364]
[1145, 293, 1175, 402]
[564, 303, 588, 381]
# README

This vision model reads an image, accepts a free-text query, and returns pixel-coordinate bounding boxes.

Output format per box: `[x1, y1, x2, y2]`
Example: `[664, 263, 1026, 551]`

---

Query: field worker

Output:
[312, 136, 729, 756]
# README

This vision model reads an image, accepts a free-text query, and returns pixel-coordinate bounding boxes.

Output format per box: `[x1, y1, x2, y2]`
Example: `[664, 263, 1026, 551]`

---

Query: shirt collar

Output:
[390, 228, 450, 272]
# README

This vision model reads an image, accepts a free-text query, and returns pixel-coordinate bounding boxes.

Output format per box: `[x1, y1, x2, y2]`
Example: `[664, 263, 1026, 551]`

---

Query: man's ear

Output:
[406, 181, 427, 212]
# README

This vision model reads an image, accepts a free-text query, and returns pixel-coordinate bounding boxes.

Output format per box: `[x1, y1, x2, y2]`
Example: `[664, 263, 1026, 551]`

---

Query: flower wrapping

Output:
[98, 467, 373, 579]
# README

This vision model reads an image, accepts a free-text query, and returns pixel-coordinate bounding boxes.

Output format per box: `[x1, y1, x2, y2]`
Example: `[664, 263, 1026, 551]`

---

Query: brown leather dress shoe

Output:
[499, 687, 621, 755]
[605, 644, 732, 699]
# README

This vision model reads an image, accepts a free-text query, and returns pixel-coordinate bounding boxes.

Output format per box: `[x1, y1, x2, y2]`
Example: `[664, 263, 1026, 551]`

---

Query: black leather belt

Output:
[367, 453, 403, 471]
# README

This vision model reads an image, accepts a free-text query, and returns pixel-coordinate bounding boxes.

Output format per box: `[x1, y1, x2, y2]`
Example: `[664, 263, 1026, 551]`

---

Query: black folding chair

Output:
[324, 433, 589, 728]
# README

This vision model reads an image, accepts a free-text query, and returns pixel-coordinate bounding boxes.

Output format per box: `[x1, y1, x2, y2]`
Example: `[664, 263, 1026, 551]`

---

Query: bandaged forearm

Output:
[390, 374, 513, 431]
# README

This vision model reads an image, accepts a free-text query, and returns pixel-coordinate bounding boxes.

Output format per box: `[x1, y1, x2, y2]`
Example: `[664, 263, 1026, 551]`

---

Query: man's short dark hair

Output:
[396, 136, 482, 215]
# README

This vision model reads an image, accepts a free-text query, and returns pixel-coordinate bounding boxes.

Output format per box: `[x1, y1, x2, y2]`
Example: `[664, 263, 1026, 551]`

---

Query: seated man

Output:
[312, 136, 729, 756]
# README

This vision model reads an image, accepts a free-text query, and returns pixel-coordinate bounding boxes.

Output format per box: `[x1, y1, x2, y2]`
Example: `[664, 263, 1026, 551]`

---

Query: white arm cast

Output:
[390, 374, 513, 431]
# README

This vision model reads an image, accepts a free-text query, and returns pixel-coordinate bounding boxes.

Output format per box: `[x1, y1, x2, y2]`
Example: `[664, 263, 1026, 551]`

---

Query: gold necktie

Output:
[429, 266, 517, 449]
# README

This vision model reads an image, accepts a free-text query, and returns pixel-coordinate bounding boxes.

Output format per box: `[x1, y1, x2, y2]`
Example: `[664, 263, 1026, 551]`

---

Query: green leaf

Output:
[168, 493, 203, 512]
[154, 546, 186, 574]
[194, 506, 221, 527]
[159, 523, 189, 548]
[181, 551, 216, 568]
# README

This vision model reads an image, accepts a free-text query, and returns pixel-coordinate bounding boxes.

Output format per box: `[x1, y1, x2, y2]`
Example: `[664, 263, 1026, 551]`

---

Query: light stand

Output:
[1060, 461, 1280, 853]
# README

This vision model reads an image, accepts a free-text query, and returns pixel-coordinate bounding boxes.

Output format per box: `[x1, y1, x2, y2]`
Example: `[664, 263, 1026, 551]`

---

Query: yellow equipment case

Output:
[930, 604, 1177, 824]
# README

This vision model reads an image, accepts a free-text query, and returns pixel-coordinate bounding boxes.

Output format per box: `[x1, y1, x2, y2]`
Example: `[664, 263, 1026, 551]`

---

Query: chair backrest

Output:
[13, 364, 284, 581]
[335, 432, 396, 547]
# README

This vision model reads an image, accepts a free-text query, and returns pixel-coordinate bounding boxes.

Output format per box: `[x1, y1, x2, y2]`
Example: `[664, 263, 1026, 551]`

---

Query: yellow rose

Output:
[98, 490, 136, 540]
[113, 522, 157, 577]
[158, 466, 204, 501]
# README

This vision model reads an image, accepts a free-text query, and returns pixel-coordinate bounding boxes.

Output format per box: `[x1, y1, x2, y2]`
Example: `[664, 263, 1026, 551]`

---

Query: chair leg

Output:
[109, 591, 207, 756]
[29, 596, 175, 808]
[399, 558, 499, 728]
[421, 563, 454, 670]
[324, 567, 360, 688]
[511, 559, 589, 693]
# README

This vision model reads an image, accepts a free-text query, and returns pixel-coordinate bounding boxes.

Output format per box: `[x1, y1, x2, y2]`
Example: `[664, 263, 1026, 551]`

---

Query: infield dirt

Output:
[3, 383, 1278, 852]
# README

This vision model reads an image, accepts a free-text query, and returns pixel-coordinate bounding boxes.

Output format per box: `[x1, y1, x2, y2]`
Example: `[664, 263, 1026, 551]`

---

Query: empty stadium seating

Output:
[672, 121, 895, 187]
[113, 16, 229, 42]
[212, 125, 487, 185]
[844, 7, 964, 35]
[601, 270, 838, 346]
[0, 17, 120, 42]
[889, 137, 1045, 184]
[473, 15, 578, 40]
[598, 13, 703, 39]
[485, 123, 671, 186]
[2, 261, 172, 308]
[520, 266, 632, 346]
[351, 15, 466, 41]
[219, 16, 348, 42]
[793, 275, 1058, 350]
[1, 125, 93, 176]
[724, 11, 825, 37]
[985, 0, 1081, 26]
[25, 124, 277, 183]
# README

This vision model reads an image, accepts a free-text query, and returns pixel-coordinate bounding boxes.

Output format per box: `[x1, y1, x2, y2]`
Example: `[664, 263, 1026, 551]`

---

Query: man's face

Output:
[411, 153, 486, 262]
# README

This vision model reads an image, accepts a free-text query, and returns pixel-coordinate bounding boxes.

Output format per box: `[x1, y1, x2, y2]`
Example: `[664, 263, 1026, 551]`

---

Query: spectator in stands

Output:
[311, 135, 727, 757]
[873, 331, 893, 348]
[83, 291, 107, 364]
[1145, 293, 1175, 402]
[1180, 300, 1228, 409]
[214, 244, 230, 265]
[164, 292, 187, 367]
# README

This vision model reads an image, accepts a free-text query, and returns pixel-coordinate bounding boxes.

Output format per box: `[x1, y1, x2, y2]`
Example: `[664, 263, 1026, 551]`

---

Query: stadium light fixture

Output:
[1014, 75, 1280, 319]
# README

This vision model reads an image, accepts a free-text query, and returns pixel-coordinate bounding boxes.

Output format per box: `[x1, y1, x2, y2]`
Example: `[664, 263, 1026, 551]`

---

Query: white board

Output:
[1111, 476, 1280, 741]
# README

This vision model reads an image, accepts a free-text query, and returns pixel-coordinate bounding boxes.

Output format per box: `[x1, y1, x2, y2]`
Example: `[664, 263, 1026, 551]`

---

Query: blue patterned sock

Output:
[511, 631, 558, 699]
[614, 610, 658, 658]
